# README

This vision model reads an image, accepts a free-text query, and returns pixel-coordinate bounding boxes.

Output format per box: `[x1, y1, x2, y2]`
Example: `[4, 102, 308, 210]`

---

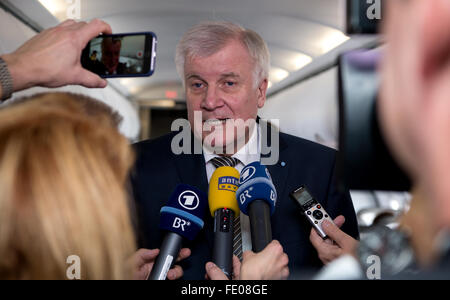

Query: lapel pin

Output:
[281, 161, 286, 167]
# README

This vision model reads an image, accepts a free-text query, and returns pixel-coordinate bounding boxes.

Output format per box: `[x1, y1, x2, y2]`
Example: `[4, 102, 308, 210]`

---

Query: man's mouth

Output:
[203, 118, 231, 126]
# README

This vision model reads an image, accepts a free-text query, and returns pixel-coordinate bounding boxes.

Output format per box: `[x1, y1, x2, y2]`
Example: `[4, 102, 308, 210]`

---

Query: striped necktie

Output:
[210, 156, 243, 261]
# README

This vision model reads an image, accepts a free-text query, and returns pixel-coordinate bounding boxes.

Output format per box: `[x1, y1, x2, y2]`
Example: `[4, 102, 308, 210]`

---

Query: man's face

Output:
[102, 39, 121, 73]
[379, 0, 450, 229]
[184, 39, 267, 153]
[380, 0, 450, 180]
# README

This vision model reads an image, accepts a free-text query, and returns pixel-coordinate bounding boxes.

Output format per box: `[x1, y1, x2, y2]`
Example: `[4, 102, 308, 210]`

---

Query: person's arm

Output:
[205, 240, 290, 280]
[0, 19, 112, 101]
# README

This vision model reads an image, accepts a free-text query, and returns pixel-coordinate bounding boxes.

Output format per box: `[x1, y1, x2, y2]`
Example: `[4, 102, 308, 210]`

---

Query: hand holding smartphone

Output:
[81, 32, 157, 78]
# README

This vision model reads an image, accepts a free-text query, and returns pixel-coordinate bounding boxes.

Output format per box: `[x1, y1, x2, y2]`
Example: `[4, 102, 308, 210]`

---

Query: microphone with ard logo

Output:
[209, 166, 240, 279]
[148, 184, 207, 280]
[236, 161, 277, 253]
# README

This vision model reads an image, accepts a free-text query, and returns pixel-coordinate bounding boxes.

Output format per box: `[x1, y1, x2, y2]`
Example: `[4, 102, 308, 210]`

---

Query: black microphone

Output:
[148, 184, 207, 280]
[236, 161, 277, 252]
[208, 166, 241, 279]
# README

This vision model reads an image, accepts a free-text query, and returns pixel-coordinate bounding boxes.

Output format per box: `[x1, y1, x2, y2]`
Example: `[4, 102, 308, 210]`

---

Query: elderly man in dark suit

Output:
[131, 21, 359, 280]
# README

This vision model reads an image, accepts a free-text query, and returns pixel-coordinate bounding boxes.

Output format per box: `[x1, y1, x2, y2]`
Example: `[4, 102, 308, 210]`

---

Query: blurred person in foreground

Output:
[378, 0, 450, 278]
[311, 0, 450, 279]
[0, 92, 190, 280]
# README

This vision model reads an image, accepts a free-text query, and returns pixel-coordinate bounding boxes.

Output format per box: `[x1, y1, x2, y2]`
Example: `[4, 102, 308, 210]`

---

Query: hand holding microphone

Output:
[148, 184, 207, 280]
[132, 248, 191, 280]
[209, 166, 241, 279]
[205, 240, 290, 280]
[236, 161, 277, 252]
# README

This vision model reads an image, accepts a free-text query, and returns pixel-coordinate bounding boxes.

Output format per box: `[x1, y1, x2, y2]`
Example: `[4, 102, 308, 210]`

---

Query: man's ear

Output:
[418, 0, 450, 81]
[256, 79, 268, 109]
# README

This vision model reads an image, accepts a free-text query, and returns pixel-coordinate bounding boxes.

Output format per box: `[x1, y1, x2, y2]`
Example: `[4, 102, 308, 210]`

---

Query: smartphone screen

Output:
[81, 32, 157, 78]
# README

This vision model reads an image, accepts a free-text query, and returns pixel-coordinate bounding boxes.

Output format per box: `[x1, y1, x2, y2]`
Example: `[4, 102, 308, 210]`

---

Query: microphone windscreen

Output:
[208, 166, 240, 217]
[160, 184, 207, 240]
[236, 161, 277, 215]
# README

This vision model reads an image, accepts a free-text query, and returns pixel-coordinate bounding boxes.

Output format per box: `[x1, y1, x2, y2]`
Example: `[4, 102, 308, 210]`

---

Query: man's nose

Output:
[201, 86, 224, 111]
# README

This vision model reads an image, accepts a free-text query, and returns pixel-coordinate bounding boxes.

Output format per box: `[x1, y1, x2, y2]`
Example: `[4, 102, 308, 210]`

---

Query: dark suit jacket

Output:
[130, 126, 359, 279]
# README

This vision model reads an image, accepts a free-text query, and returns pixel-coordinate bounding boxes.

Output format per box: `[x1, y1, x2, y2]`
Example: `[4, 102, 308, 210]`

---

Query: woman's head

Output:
[0, 93, 135, 279]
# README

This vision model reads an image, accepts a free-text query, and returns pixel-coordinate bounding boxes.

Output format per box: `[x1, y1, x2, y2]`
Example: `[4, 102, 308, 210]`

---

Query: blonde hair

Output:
[175, 21, 270, 87]
[0, 93, 136, 280]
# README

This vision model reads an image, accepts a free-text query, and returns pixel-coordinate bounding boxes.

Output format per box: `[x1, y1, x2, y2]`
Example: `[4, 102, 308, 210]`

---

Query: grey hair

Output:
[175, 21, 270, 88]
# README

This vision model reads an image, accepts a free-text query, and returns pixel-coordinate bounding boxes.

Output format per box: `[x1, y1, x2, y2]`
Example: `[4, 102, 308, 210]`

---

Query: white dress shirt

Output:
[203, 124, 261, 252]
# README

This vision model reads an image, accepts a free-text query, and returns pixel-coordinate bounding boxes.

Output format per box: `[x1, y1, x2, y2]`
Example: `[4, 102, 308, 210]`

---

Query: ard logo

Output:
[178, 190, 200, 210]
[218, 176, 238, 192]
[239, 166, 256, 184]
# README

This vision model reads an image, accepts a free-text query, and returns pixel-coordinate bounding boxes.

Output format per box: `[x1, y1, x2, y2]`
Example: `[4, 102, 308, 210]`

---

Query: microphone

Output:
[236, 161, 277, 253]
[209, 166, 240, 279]
[148, 184, 207, 280]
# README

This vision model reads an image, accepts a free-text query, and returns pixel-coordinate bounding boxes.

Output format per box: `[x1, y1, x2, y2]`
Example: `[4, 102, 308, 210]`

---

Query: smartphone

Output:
[290, 185, 333, 239]
[81, 32, 157, 78]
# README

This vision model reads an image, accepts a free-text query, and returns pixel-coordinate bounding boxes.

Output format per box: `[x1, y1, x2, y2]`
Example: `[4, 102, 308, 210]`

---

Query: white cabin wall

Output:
[260, 67, 339, 150]
[0, 7, 36, 52]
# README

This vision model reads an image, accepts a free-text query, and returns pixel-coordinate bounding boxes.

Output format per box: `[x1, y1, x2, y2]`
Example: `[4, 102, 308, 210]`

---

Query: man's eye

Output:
[192, 82, 203, 88]
[225, 81, 236, 87]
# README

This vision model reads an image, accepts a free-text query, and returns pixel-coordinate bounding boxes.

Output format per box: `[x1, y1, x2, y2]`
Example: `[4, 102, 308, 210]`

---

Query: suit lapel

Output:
[260, 120, 290, 210]
[267, 152, 289, 210]
[172, 136, 215, 250]
[174, 152, 208, 193]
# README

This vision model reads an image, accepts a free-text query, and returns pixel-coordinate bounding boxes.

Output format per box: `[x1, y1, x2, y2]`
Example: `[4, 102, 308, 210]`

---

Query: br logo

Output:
[178, 191, 199, 210]
[239, 166, 256, 184]
[239, 190, 252, 205]
[173, 217, 189, 232]
[218, 176, 239, 192]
